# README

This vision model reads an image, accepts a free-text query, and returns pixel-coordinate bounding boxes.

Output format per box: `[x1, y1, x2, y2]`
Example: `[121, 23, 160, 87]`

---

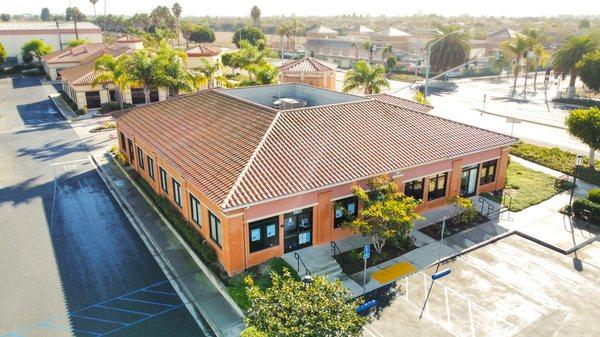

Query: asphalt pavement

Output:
[0, 77, 207, 337]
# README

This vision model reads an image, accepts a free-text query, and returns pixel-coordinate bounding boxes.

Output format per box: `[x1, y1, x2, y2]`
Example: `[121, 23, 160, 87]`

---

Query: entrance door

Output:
[85, 91, 101, 109]
[460, 164, 479, 197]
[283, 207, 313, 253]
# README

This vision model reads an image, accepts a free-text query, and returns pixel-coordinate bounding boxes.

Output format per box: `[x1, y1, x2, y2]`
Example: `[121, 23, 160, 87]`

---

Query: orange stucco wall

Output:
[117, 121, 510, 275]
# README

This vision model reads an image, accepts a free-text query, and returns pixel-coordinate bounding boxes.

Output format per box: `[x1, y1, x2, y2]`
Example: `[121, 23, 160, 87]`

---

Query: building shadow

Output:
[12, 77, 41, 89]
[16, 100, 64, 125]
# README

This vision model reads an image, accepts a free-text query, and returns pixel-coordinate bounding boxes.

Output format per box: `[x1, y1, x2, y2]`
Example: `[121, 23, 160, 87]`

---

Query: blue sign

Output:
[431, 268, 452, 280]
[363, 245, 370, 260]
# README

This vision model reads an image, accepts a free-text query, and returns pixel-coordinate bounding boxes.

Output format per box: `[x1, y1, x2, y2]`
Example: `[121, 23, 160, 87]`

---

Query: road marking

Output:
[49, 158, 89, 166]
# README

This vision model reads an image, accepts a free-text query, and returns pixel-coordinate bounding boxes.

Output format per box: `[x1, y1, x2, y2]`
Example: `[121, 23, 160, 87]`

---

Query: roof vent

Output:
[272, 98, 307, 110]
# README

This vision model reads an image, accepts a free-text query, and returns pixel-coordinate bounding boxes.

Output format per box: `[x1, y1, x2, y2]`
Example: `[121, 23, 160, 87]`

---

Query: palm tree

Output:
[502, 35, 529, 95]
[122, 49, 160, 104]
[248, 63, 279, 85]
[427, 26, 471, 73]
[362, 40, 374, 63]
[193, 59, 227, 88]
[381, 45, 394, 61]
[171, 3, 182, 47]
[343, 60, 390, 95]
[90, 0, 98, 18]
[152, 41, 197, 96]
[93, 54, 131, 109]
[552, 34, 599, 98]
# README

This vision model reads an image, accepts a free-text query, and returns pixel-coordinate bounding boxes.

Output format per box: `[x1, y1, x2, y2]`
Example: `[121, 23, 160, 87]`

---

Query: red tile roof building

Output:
[114, 84, 517, 274]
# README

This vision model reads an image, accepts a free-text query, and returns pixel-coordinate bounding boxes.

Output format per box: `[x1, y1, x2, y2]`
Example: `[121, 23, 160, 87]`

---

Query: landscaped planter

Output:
[419, 213, 489, 241]
[334, 239, 417, 275]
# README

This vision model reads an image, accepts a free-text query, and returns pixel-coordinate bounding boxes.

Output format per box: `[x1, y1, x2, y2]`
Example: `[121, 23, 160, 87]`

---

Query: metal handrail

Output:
[478, 196, 495, 217]
[502, 191, 513, 211]
[294, 252, 311, 276]
[330, 241, 342, 258]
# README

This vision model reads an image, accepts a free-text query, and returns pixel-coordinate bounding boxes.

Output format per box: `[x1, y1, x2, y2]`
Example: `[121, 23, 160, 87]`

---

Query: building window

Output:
[480, 159, 498, 185]
[333, 196, 358, 228]
[131, 88, 146, 105]
[190, 195, 201, 225]
[404, 178, 425, 201]
[109, 89, 117, 102]
[137, 147, 144, 169]
[209, 211, 222, 247]
[428, 172, 448, 201]
[147, 156, 155, 179]
[172, 179, 182, 207]
[127, 138, 134, 163]
[119, 132, 126, 152]
[159, 167, 168, 192]
[249, 216, 279, 253]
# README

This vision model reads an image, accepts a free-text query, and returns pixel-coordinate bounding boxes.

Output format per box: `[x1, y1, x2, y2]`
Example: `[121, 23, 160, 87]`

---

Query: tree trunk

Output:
[568, 68, 577, 98]
[590, 148, 596, 169]
[144, 87, 150, 104]
[512, 65, 519, 95]
[372, 235, 385, 255]
[523, 60, 529, 97]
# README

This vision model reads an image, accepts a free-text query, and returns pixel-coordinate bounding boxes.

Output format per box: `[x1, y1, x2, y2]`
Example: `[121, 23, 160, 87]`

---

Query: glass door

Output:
[460, 165, 479, 197]
[283, 207, 313, 253]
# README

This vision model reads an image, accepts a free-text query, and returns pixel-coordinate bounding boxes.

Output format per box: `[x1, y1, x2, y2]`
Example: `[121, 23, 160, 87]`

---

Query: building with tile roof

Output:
[42, 43, 110, 80]
[306, 25, 338, 39]
[278, 57, 337, 89]
[0, 21, 102, 63]
[59, 42, 167, 110]
[347, 25, 374, 37]
[113, 83, 516, 274]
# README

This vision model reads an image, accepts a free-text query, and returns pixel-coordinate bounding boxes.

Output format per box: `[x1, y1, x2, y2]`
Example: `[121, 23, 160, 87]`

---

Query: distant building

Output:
[185, 45, 223, 89]
[371, 27, 411, 51]
[346, 25, 374, 38]
[279, 56, 337, 90]
[485, 27, 522, 55]
[306, 25, 338, 39]
[114, 35, 144, 50]
[0, 22, 102, 63]
[42, 43, 111, 81]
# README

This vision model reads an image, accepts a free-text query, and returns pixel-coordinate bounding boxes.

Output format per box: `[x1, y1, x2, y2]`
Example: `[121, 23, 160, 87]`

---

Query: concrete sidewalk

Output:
[93, 151, 245, 337]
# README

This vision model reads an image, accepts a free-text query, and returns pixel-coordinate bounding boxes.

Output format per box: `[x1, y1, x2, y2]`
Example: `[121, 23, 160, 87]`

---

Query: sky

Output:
[1, 0, 598, 17]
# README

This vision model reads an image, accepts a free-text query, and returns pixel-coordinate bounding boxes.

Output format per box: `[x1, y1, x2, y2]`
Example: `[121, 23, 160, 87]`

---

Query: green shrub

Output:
[553, 97, 600, 109]
[268, 257, 300, 281]
[588, 189, 600, 204]
[227, 272, 252, 310]
[572, 198, 600, 223]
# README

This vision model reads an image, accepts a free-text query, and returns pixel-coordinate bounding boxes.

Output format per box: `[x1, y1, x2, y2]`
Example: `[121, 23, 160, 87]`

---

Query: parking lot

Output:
[364, 235, 600, 337]
[0, 77, 206, 337]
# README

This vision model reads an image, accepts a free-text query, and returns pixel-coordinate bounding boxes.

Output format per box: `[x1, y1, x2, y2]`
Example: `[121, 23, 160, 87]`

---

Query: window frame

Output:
[172, 178, 182, 207]
[404, 178, 425, 201]
[428, 172, 448, 201]
[159, 167, 168, 193]
[209, 211, 222, 247]
[127, 138, 134, 163]
[480, 159, 498, 185]
[333, 196, 358, 228]
[137, 147, 144, 170]
[190, 194, 201, 225]
[249, 216, 280, 253]
[147, 155, 155, 180]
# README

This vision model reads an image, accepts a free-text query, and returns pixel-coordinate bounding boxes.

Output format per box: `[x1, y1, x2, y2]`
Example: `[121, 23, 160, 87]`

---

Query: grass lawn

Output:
[419, 213, 489, 240]
[334, 239, 417, 275]
[389, 73, 423, 82]
[484, 161, 564, 212]
[510, 142, 600, 186]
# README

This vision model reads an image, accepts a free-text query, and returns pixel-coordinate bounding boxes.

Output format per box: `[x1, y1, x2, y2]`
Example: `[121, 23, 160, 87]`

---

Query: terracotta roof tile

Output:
[115, 87, 517, 211]
[113, 90, 278, 207]
[42, 43, 109, 63]
[368, 93, 432, 113]
[224, 99, 516, 208]
[186, 45, 221, 57]
[279, 57, 336, 72]
[60, 45, 132, 86]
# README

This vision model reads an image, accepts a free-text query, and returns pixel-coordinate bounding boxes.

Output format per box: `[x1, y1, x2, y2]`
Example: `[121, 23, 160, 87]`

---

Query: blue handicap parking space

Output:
[3, 281, 186, 337]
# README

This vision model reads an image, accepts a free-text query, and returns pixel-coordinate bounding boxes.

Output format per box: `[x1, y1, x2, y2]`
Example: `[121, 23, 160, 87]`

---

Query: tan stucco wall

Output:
[1, 32, 102, 62]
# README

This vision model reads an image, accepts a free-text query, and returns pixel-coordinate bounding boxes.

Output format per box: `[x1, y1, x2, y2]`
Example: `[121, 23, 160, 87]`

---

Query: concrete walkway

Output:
[93, 151, 245, 337]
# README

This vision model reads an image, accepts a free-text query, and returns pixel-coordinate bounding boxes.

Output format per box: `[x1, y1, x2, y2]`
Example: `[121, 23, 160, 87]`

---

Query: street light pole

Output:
[569, 155, 583, 208]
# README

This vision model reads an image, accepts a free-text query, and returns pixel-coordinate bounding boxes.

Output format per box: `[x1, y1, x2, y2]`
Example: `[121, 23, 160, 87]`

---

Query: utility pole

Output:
[56, 21, 63, 50]
[104, 0, 107, 16]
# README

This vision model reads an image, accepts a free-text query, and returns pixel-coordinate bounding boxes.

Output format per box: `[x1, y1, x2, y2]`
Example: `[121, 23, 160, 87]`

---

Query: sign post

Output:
[363, 245, 370, 294]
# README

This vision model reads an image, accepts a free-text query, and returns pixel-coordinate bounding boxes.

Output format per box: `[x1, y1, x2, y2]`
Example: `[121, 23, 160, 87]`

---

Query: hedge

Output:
[572, 198, 600, 224]
[553, 98, 600, 109]
[133, 173, 218, 265]
[510, 142, 600, 186]
[588, 189, 600, 204]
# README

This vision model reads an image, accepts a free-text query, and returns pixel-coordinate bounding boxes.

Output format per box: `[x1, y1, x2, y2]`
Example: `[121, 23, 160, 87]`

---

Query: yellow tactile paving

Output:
[372, 261, 417, 284]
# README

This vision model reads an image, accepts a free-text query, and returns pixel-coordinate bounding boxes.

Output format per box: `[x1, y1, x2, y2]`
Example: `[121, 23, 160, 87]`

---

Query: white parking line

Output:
[364, 326, 386, 337]
[49, 158, 89, 166]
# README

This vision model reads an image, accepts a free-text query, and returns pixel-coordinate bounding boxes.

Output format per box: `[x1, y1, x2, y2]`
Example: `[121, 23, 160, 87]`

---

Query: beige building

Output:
[306, 26, 338, 39]
[60, 43, 167, 110]
[485, 27, 521, 55]
[0, 21, 102, 63]
[371, 27, 411, 51]
[42, 43, 111, 81]
[279, 57, 337, 90]
[346, 25, 374, 38]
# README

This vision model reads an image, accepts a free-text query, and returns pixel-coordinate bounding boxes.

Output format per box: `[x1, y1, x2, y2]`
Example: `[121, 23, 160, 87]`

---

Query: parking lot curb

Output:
[89, 154, 217, 337]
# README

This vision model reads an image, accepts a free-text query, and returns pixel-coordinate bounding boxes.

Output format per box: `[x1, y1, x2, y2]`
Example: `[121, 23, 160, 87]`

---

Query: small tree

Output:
[244, 270, 367, 337]
[414, 91, 430, 105]
[232, 26, 266, 48]
[577, 50, 600, 92]
[0, 14, 10, 22]
[250, 5, 261, 27]
[385, 56, 397, 74]
[189, 26, 216, 44]
[0, 43, 7, 69]
[446, 195, 477, 225]
[21, 39, 53, 63]
[67, 39, 87, 47]
[566, 107, 600, 169]
[343, 175, 422, 254]
[40, 8, 51, 21]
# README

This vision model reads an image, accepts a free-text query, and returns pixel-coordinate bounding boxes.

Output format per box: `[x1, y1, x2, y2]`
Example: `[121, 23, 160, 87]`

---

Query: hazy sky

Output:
[1, 0, 598, 17]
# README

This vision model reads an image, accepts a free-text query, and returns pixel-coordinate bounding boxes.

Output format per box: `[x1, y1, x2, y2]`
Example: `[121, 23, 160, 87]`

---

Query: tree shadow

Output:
[17, 137, 107, 162]
[361, 281, 399, 319]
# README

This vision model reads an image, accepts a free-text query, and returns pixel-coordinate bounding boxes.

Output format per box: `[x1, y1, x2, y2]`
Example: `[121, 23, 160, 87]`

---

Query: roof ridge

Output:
[219, 110, 283, 209]
[368, 93, 433, 112]
[211, 89, 279, 113]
